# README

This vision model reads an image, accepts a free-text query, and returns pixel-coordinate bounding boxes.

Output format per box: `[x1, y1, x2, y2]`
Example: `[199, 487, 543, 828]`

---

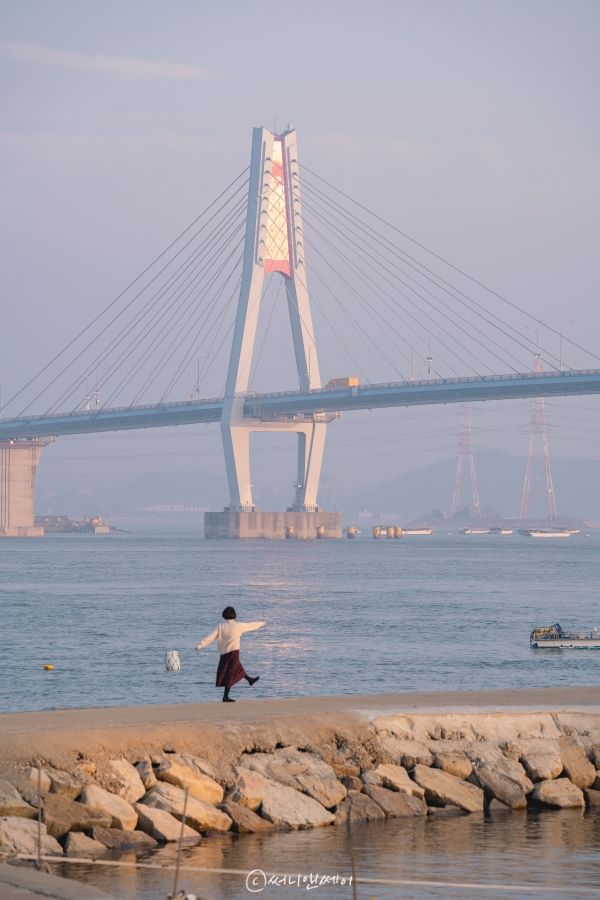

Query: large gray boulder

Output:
[469, 747, 532, 809]
[334, 791, 386, 826]
[531, 778, 585, 809]
[91, 827, 158, 851]
[142, 782, 232, 832]
[0, 816, 63, 856]
[105, 760, 146, 803]
[0, 779, 36, 819]
[43, 795, 112, 838]
[133, 803, 201, 843]
[238, 750, 346, 809]
[558, 738, 596, 789]
[79, 785, 138, 831]
[260, 783, 335, 829]
[135, 758, 157, 791]
[64, 831, 107, 857]
[46, 768, 82, 799]
[155, 756, 224, 804]
[363, 785, 426, 817]
[381, 737, 433, 769]
[519, 741, 563, 782]
[220, 801, 275, 834]
[412, 764, 484, 813]
[373, 764, 425, 799]
[433, 752, 472, 781]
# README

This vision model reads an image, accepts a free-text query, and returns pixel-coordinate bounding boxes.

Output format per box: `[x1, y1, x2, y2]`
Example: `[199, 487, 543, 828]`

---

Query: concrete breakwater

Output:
[1, 691, 600, 861]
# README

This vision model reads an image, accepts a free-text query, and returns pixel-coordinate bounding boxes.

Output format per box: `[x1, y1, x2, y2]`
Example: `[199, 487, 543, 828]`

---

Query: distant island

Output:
[34, 515, 124, 535]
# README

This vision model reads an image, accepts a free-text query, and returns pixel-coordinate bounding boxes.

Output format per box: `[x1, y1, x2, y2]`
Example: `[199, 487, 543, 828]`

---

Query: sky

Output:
[1, 0, 600, 516]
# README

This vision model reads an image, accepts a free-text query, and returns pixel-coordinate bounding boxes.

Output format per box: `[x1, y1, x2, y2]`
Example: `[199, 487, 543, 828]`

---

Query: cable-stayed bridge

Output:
[1, 126, 599, 537]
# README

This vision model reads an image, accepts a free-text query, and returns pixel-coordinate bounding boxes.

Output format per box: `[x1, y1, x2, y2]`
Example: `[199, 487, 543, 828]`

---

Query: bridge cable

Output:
[6, 167, 249, 415]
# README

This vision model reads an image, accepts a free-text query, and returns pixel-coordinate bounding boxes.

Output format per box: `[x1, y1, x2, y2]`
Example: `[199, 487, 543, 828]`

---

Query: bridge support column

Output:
[0, 439, 51, 537]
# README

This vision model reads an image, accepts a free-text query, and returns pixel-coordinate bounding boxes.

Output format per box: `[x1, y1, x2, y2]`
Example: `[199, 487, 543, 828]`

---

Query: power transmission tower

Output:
[452, 403, 481, 517]
[520, 354, 557, 521]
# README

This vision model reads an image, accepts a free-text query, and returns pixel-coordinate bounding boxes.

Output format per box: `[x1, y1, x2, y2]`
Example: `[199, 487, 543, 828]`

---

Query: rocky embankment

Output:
[1, 707, 599, 858]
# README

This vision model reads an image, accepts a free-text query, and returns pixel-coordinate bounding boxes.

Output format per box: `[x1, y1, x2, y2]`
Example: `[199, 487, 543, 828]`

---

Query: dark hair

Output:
[222, 606, 237, 620]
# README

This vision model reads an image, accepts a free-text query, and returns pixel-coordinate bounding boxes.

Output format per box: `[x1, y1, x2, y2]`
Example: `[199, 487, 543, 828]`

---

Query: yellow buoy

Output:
[42, 664, 54, 671]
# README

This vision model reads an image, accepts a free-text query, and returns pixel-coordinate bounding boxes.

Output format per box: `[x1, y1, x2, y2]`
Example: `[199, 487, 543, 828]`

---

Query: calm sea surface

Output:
[2, 530, 600, 899]
[1, 530, 599, 712]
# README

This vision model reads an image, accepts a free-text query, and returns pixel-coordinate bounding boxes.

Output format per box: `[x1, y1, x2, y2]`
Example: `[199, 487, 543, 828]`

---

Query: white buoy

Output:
[165, 650, 181, 672]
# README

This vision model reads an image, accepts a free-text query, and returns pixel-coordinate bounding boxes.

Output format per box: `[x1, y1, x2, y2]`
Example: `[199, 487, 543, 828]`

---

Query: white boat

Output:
[461, 528, 490, 535]
[489, 527, 513, 535]
[403, 528, 433, 535]
[521, 529, 572, 538]
[530, 623, 600, 649]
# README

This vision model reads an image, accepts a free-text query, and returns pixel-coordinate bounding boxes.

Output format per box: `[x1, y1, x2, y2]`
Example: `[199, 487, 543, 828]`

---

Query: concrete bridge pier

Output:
[0, 438, 51, 537]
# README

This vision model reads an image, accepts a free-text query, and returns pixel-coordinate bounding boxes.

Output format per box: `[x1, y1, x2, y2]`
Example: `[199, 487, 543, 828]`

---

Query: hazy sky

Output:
[1, 0, 599, 513]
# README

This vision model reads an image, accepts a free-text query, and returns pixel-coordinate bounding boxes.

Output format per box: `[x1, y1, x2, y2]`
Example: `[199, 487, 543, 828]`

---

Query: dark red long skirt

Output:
[216, 650, 247, 689]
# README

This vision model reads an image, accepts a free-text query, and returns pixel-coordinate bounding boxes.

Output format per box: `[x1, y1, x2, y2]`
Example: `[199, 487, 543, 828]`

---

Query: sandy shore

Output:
[1, 686, 598, 770]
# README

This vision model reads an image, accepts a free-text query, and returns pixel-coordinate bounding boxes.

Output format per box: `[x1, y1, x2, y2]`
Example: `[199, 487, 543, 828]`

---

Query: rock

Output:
[427, 806, 467, 818]
[134, 803, 201, 843]
[472, 765, 527, 810]
[91, 826, 158, 851]
[381, 736, 433, 769]
[64, 831, 106, 856]
[341, 776, 363, 792]
[239, 750, 346, 809]
[361, 770, 382, 787]
[374, 764, 425, 799]
[433, 752, 472, 781]
[0, 816, 63, 856]
[135, 758, 157, 791]
[558, 738, 596, 789]
[469, 748, 533, 794]
[22, 767, 51, 804]
[330, 761, 361, 779]
[488, 798, 512, 814]
[74, 759, 97, 778]
[43, 795, 112, 838]
[156, 757, 224, 804]
[227, 769, 267, 811]
[46, 768, 81, 799]
[79, 785, 138, 831]
[0, 779, 36, 819]
[363, 785, 426, 818]
[583, 789, 600, 808]
[106, 759, 146, 803]
[519, 742, 563, 782]
[412, 764, 484, 813]
[260, 783, 335, 829]
[531, 778, 585, 809]
[334, 791, 386, 825]
[220, 801, 275, 834]
[142, 782, 232, 832]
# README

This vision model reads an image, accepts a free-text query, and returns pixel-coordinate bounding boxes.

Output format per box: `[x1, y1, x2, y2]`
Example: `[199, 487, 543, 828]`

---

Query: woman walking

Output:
[195, 607, 266, 702]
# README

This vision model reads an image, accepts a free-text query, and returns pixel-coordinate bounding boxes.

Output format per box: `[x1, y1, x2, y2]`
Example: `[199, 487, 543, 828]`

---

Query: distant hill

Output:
[36, 451, 600, 523]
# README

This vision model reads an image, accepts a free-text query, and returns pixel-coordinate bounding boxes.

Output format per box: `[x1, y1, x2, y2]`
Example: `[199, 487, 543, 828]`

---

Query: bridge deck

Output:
[1, 369, 599, 440]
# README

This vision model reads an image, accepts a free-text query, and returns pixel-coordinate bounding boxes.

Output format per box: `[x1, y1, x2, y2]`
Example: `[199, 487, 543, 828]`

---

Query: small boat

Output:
[461, 528, 490, 535]
[489, 527, 513, 535]
[530, 623, 600, 649]
[520, 528, 572, 538]
[403, 528, 433, 536]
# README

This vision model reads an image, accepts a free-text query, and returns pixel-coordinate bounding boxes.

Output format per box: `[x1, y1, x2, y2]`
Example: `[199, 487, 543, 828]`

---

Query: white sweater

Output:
[195, 620, 266, 655]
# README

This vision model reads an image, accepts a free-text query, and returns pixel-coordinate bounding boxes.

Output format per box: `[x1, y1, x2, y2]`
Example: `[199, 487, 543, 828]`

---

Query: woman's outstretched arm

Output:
[195, 626, 219, 650]
[240, 621, 267, 634]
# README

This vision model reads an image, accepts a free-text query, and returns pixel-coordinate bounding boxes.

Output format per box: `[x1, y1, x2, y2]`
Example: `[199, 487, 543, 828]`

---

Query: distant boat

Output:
[489, 527, 513, 535]
[530, 623, 600, 649]
[403, 528, 433, 535]
[521, 528, 572, 538]
[460, 528, 490, 535]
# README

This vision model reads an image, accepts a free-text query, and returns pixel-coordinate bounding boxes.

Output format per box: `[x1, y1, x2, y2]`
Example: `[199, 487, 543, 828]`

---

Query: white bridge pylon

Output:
[221, 126, 332, 512]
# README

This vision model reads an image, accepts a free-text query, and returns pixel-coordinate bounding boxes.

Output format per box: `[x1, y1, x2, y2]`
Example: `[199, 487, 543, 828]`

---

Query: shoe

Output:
[223, 697, 236, 702]
[248, 676, 260, 687]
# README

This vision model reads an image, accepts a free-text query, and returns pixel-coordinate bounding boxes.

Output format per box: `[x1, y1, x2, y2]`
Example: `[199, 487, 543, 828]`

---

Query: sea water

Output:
[1, 530, 599, 712]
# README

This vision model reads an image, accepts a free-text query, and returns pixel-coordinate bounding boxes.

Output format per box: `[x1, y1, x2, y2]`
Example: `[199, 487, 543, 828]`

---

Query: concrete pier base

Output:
[0, 438, 51, 538]
[204, 510, 342, 539]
